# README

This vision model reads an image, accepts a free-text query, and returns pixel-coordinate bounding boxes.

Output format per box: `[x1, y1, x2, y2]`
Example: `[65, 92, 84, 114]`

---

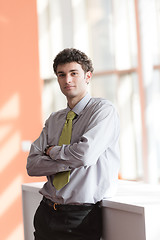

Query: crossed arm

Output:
[27, 105, 119, 177]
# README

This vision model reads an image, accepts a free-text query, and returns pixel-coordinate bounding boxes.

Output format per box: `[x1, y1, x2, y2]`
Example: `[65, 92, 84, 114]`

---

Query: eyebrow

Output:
[57, 69, 79, 74]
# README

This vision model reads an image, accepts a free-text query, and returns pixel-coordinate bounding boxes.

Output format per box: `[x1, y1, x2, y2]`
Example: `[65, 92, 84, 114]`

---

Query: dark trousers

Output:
[34, 199, 102, 240]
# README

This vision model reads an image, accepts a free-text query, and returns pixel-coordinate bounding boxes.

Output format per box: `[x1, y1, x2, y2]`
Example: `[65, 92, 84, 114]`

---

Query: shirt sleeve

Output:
[26, 117, 70, 177]
[49, 102, 120, 169]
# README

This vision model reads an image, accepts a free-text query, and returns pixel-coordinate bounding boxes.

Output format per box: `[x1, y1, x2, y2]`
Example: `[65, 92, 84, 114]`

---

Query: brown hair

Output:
[53, 48, 94, 74]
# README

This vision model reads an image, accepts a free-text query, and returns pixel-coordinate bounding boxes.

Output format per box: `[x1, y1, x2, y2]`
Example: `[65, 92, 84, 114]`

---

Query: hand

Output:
[45, 146, 54, 155]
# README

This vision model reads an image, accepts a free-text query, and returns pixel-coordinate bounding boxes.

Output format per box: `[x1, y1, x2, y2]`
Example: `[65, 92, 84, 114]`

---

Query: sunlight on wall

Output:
[0, 131, 21, 173]
[0, 125, 12, 141]
[0, 92, 24, 239]
[0, 94, 20, 173]
[0, 1, 43, 239]
[6, 223, 23, 240]
[0, 93, 20, 120]
[0, 175, 22, 217]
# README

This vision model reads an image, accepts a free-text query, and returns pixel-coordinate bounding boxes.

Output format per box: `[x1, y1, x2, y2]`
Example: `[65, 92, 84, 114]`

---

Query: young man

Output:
[27, 48, 120, 240]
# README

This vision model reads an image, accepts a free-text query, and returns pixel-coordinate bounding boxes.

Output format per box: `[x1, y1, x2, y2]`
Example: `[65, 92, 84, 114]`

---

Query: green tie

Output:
[53, 111, 76, 190]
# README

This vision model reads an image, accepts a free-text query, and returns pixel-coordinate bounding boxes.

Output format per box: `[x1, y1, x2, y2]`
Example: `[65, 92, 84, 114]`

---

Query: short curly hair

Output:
[53, 48, 94, 74]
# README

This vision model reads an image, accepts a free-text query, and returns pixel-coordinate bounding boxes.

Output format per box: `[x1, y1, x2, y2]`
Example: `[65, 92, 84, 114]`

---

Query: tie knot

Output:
[67, 111, 76, 120]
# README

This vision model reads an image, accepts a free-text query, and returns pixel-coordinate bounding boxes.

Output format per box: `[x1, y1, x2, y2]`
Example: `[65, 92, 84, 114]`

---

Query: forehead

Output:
[57, 62, 83, 73]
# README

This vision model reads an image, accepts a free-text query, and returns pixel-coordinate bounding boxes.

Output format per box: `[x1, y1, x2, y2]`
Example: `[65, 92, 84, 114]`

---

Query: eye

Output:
[71, 72, 78, 76]
[58, 73, 65, 78]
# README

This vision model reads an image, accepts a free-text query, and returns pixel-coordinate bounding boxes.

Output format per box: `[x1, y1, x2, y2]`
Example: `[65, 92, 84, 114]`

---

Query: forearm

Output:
[26, 138, 70, 176]
[50, 127, 109, 169]
[49, 107, 120, 169]
[27, 144, 70, 176]
[27, 104, 120, 175]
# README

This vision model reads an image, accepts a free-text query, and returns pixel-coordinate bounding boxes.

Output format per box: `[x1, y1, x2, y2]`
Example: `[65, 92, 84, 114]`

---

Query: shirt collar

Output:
[67, 93, 91, 116]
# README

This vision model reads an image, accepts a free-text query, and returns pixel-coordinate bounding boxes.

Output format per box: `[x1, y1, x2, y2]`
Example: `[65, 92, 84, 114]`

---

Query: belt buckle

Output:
[53, 202, 58, 210]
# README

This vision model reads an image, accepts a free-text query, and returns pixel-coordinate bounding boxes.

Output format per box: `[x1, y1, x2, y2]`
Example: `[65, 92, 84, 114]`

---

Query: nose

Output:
[65, 74, 72, 84]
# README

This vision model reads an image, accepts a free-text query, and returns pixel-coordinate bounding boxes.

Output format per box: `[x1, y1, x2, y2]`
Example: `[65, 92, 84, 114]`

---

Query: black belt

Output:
[42, 196, 96, 211]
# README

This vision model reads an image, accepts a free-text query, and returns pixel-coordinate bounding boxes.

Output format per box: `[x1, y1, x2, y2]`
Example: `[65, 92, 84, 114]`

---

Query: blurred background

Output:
[0, 0, 160, 239]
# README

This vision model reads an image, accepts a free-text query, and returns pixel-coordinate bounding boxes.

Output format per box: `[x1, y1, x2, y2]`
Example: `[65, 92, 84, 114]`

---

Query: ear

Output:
[85, 71, 92, 84]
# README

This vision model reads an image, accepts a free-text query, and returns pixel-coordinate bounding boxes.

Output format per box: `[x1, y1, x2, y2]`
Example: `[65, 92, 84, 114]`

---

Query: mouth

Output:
[64, 85, 74, 90]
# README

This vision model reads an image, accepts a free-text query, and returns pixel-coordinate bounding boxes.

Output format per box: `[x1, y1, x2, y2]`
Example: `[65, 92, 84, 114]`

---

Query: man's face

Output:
[56, 62, 91, 105]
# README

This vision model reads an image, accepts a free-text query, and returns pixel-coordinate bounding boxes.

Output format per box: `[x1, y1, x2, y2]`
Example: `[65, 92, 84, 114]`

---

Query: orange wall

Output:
[0, 1, 45, 239]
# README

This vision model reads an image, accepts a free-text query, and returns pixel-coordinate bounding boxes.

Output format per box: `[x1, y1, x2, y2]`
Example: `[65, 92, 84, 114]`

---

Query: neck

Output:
[67, 92, 87, 109]
[68, 98, 79, 109]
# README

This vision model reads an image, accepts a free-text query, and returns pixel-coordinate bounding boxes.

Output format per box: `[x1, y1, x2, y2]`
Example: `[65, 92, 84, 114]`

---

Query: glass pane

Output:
[118, 73, 142, 179]
[42, 78, 66, 122]
[91, 73, 142, 180]
[87, 0, 137, 71]
[87, 0, 115, 71]
[113, 0, 137, 69]
[91, 74, 118, 106]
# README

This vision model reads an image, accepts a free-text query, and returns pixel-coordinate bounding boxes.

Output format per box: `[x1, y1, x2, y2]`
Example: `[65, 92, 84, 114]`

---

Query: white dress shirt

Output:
[27, 93, 120, 204]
